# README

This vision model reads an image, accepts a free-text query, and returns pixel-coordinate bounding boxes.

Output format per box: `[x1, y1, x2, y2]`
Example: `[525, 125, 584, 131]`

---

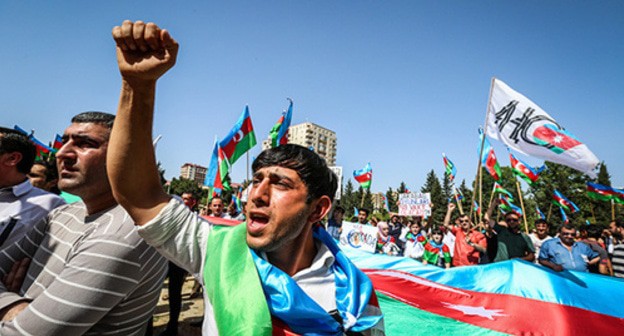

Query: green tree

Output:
[421, 170, 445, 225]
[342, 180, 356, 220]
[386, 187, 397, 213]
[529, 162, 590, 228]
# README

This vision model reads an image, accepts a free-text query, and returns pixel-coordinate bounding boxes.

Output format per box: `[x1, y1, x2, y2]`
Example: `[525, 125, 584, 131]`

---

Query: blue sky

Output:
[3, 1, 623, 193]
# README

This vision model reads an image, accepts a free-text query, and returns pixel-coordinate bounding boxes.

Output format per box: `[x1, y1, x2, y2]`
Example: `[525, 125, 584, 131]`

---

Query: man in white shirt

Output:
[0, 127, 64, 249]
[107, 20, 384, 335]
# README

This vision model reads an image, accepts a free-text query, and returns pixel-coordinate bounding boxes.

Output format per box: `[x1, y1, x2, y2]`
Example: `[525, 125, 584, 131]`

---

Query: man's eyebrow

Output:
[62, 134, 105, 143]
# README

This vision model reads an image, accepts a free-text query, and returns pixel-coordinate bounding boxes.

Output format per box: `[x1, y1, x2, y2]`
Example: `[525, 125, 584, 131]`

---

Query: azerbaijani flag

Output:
[343, 246, 624, 336]
[536, 205, 546, 220]
[354, 163, 372, 189]
[552, 190, 580, 213]
[479, 129, 502, 181]
[269, 98, 293, 148]
[509, 151, 545, 186]
[382, 194, 390, 212]
[492, 182, 514, 200]
[442, 153, 457, 182]
[52, 134, 63, 152]
[499, 195, 522, 216]
[473, 200, 481, 216]
[204, 140, 231, 191]
[219, 106, 257, 166]
[587, 182, 624, 201]
[14, 125, 53, 159]
[559, 206, 569, 224]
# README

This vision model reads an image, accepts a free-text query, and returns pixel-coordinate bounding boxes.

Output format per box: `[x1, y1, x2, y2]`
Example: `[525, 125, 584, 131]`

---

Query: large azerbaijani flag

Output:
[211, 218, 624, 335]
[353, 163, 372, 189]
[342, 245, 624, 336]
[486, 78, 599, 178]
[219, 106, 257, 165]
[269, 98, 293, 148]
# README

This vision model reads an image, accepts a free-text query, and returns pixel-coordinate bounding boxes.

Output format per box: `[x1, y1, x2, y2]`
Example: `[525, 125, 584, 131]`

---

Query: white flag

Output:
[486, 78, 599, 178]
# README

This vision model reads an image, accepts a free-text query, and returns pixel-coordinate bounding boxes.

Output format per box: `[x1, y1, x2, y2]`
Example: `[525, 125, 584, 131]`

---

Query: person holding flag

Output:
[107, 20, 384, 335]
[486, 198, 535, 263]
[443, 203, 487, 267]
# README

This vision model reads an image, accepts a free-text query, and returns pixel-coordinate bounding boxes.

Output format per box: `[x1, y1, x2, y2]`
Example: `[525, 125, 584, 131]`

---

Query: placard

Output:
[339, 221, 377, 253]
[398, 192, 432, 217]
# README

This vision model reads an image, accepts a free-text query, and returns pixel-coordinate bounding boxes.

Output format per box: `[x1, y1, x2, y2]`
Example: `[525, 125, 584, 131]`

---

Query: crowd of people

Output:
[327, 200, 623, 277]
[1, 19, 622, 336]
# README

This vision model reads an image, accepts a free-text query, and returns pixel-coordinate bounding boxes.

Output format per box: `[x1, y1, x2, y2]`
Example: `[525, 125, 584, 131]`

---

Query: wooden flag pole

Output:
[515, 180, 529, 233]
[612, 199, 616, 221]
[360, 188, 366, 208]
[589, 202, 597, 224]
[546, 203, 553, 222]
[470, 77, 496, 224]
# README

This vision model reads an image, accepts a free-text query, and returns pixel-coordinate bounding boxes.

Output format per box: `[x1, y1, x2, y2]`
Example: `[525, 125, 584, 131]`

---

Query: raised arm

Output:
[108, 20, 179, 225]
[443, 203, 455, 229]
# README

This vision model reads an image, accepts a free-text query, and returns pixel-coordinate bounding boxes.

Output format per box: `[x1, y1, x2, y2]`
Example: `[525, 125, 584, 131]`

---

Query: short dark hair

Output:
[0, 127, 36, 174]
[535, 219, 549, 226]
[210, 196, 223, 205]
[252, 144, 337, 203]
[585, 225, 603, 239]
[358, 208, 370, 216]
[613, 218, 624, 228]
[560, 224, 576, 232]
[333, 206, 345, 214]
[71, 112, 115, 129]
[431, 227, 443, 236]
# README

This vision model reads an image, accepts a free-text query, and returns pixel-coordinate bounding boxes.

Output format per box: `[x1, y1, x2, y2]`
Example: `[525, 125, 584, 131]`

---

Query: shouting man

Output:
[107, 20, 384, 335]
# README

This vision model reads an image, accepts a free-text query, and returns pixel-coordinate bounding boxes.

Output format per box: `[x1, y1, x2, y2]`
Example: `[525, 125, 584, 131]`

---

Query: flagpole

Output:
[612, 199, 616, 221]
[471, 77, 496, 225]
[488, 183, 496, 210]
[360, 189, 366, 208]
[515, 180, 529, 233]
[589, 201, 597, 224]
[546, 203, 552, 222]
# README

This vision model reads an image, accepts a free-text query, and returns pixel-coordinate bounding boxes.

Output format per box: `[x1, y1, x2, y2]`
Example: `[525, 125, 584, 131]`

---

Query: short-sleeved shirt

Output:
[451, 227, 486, 266]
[539, 238, 599, 272]
[613, 244, 624, 278]
[493, 224, 535, 262]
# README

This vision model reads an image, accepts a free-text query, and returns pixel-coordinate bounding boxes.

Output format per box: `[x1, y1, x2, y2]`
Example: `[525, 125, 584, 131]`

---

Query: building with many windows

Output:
[180, 163, 207, 186]
[262, 122, 337, 166]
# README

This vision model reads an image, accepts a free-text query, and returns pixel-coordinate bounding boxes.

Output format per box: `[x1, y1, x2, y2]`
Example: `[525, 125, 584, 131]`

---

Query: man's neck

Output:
[82, 192, 118, 215]
[537, 232, 549, 239]
[0, 174, 27, 189]
[267, 225, 317, 277]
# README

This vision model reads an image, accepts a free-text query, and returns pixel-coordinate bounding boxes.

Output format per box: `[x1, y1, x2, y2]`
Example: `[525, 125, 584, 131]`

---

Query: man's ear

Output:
[308, 195, 333, 224]
[1, 152, 22, 168]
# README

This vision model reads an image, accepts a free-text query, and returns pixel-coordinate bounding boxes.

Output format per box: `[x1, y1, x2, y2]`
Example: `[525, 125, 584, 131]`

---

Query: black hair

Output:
[431, 227, 443, 236]
[0, 127, 36, 174]
[585, 225, 603, 239]
[333, 206, 345, 214]
[252, 144, 338, 203]
[71, 111, 115, 129]
[209, 196, 223, 204]
[358, 208, 370, 216]
[560, 224, 576, 232]
[535, 219, 549, 226]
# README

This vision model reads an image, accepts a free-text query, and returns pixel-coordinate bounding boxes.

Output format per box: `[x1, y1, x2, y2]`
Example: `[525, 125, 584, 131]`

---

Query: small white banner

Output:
[339, 221, 377, 253]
